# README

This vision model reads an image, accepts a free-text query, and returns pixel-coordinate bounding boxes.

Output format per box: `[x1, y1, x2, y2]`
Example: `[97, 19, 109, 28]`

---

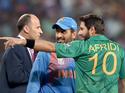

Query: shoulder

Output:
[35, 52, 50, 66]
[112, 41, 124, 50]
[37, 51, 50, 56]
[3, 45, 26, 56]
[112, 41, 125, 58]
[36, 51, 51, 62]
[6, 45, 25, 51]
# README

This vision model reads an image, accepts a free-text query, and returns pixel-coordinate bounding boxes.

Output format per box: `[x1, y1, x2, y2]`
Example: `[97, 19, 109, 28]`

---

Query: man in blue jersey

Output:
[26, 17, 77, 93]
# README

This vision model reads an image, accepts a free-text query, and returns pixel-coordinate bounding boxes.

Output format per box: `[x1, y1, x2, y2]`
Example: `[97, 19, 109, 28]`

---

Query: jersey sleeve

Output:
[119, 49, 125, 79]
[55, 40, 85, 58]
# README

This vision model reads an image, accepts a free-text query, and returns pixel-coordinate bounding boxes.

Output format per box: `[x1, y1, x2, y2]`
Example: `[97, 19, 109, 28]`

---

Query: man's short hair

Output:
[16, 14, 31, 32]
[79, 14, 104, 34]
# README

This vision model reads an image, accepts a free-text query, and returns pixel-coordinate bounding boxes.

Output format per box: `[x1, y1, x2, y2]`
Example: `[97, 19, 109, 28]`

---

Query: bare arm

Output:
[34, 39, 55, 52]
[119, 79, 125, 93]
[0, 37, 55, 52]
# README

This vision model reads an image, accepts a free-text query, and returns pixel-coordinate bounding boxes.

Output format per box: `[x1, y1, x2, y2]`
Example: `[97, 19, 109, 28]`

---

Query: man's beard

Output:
[78, 34, 90, 40]
[57, 38, 65, 43]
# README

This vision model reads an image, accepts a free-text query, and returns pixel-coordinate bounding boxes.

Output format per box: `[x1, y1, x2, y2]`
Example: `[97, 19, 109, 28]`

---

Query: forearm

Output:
[0, 37, 56, 52]
[34, 39, 56, 52]
[21, 39, 56, 52]
[119, 79, 125, 93]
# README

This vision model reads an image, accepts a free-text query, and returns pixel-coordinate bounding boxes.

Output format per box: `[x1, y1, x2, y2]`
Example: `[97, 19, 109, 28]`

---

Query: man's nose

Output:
[78, 30, 82, 35]
[57, 32, 63, 37]
[40, 29, 43, 34]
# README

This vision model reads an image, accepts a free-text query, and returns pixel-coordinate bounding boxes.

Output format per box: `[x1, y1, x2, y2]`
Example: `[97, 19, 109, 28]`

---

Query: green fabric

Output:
[55, 35, 125, 93]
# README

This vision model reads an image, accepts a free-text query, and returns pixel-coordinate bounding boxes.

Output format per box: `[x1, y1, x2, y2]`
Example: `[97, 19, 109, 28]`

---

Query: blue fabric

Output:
[52, 17, 78, 31]
[26, 52, 76, 93]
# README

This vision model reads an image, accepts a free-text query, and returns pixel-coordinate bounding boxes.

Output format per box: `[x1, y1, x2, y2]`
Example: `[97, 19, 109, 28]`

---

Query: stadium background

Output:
[0, 0, 125, 76]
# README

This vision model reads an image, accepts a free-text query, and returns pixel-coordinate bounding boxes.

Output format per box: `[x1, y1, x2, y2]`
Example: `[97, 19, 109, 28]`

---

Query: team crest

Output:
[57, 58, 64, 65]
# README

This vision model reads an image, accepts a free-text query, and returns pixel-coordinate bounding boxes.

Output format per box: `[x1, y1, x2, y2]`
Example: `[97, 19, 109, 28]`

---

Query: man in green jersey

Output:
[0, 14, 125, 93]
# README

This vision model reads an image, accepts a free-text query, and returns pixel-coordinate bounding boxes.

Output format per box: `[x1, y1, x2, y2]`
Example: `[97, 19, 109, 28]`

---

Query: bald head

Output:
[17, 14, 38, 32]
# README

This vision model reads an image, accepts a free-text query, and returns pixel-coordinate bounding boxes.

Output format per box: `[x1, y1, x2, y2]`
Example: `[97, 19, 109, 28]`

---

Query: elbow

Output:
[50, 44, 55, 52]
[44, 43, 55, 52]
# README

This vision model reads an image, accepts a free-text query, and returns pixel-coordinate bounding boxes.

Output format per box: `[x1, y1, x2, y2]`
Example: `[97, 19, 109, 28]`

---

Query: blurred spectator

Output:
[0, 0, 13, 12]
[0, 0, 125, 64]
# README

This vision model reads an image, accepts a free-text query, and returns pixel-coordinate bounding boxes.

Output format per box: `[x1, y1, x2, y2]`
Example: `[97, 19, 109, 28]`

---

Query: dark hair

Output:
[79, 14, 104, 34]
[16, 14, 31, 32]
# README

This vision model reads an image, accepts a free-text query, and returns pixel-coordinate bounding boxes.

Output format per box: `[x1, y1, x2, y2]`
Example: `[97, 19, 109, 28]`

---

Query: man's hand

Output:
[0, 37, 26, 49]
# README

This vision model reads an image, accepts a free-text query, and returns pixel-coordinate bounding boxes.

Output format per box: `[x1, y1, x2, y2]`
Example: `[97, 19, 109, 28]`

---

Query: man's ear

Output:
[89, 26, 96, 35]
[23, 25, 29, 34]
[72, 32, 77, 40]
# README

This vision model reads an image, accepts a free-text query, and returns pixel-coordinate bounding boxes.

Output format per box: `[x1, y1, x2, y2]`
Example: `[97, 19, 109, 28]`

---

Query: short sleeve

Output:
[55, 40, 85, 58]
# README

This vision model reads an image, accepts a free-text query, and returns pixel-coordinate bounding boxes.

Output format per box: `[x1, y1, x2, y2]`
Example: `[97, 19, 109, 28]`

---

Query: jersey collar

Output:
[88, 35, 109, 41]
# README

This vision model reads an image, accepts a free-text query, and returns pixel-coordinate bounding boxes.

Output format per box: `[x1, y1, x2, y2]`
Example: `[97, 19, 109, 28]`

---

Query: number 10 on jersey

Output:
[89, 52, 117, 75]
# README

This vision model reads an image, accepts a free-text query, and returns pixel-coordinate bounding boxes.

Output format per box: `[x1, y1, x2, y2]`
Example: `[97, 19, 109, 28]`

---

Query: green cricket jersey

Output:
[55, 35, 125, 93]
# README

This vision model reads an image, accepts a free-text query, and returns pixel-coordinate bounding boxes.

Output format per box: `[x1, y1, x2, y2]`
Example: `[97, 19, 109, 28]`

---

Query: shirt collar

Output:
[18, 34, 25, 39]
[88, 35, 109, 41]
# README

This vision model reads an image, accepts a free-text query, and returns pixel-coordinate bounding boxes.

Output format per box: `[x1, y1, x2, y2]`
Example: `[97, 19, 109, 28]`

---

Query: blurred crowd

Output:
[0, 0, 125, 60]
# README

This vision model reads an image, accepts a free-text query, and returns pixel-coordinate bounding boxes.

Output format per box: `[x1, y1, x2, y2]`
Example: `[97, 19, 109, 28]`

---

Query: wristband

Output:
[25, 39, 35, 48]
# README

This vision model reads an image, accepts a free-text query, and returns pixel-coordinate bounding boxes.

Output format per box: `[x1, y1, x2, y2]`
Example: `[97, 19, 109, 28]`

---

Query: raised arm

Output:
[33, 39, 55, 52]
[0, 37, 55, 52]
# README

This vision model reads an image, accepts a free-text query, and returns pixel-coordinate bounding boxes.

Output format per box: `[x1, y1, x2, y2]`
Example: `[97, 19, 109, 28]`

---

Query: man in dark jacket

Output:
[0, 13, 42, 93]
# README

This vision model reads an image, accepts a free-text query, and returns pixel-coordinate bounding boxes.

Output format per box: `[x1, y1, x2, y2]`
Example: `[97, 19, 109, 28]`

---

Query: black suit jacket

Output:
[0, 45, 32, 93]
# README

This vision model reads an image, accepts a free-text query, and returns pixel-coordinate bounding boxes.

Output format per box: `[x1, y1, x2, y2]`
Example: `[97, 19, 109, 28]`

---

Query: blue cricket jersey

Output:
[26, 52, 76, 93]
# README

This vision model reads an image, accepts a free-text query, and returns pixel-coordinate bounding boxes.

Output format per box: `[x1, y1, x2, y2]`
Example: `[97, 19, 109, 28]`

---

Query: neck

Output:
[92, 34, 102, 36]
[19, 31, 30, 39]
